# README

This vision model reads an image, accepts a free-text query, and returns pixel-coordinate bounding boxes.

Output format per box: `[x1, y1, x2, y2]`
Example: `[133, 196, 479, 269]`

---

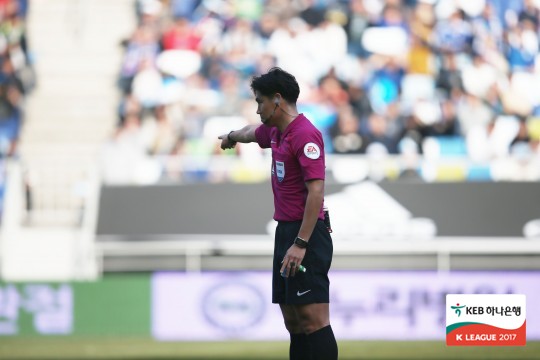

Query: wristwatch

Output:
[294, 236, 308, 249]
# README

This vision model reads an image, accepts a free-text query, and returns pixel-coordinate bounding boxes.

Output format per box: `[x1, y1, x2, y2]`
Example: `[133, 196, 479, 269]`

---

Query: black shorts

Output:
[272, 219, 333, 305]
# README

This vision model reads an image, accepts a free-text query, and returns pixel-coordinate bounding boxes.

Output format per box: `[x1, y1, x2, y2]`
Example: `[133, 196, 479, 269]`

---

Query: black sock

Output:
[307, 325, 338, 360]
[290, 332, 311, 360]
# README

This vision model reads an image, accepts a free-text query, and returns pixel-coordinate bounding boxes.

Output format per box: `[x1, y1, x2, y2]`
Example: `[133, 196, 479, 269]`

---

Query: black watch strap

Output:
[294, 237, 308, 249]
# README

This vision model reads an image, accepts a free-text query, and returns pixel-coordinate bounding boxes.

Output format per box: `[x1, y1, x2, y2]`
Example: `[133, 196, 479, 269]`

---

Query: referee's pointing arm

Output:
[218, 125, 258, 150]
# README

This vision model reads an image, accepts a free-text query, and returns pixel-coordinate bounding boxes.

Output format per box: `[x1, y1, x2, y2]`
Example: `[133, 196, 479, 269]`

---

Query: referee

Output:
[219, 67, 338, 360]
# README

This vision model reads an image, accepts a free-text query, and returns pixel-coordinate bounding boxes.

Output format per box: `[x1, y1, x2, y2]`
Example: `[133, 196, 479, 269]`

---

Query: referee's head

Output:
[250, 67, 300, 104]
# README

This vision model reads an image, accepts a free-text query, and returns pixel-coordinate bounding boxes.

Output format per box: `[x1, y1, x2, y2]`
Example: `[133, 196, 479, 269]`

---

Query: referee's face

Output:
[255, 91, 276, 126]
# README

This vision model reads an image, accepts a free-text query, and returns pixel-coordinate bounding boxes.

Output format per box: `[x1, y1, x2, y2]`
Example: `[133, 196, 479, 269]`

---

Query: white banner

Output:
[446, 294, 526, 346]
[151, 271, 540, 341]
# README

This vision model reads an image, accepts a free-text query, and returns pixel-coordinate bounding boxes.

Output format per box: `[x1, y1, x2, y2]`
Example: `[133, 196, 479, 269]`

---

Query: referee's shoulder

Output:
[306, 122, 324, 141]
[291, 125, 321, 142]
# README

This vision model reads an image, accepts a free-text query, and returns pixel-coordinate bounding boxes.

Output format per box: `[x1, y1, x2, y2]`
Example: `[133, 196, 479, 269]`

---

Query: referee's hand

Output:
[280, 245, 305, 278]
[218, 134, 236, 150]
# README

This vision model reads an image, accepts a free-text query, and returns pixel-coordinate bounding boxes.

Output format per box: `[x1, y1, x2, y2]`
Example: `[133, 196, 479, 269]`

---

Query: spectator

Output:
[407, 1, 436, 75]
[330, 105, 362, 154]
[218, 18, 263, 75]
[362, 112, 399, 153]
[518, 0, 540, 29]
[0, 83, 21, 156]
[345, 0, 371, 57]
[366, 56, 405, 113]
[432, 8, 473, 55]
[504, 22, 537, 71]
[119, 25, 160, 94]
[161, 16, 201, 51]
[472, 3, 504, 53]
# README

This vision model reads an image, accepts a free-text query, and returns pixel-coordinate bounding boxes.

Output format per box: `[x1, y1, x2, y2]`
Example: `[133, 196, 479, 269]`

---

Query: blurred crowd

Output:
[0, 0, 30, 158]
[107, 0, 540, 183]
[0, 0, 31, 218]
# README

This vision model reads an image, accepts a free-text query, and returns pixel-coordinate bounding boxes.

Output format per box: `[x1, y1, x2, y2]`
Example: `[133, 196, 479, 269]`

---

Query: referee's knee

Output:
[300, 321, 329, 335]
[283, 319, 303, 334]
[297, 315, 330, 335]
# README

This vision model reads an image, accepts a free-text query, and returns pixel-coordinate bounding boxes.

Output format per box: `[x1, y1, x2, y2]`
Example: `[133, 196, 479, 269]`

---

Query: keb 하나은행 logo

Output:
[451, 303, 466, 317]
[446, 294, 526, 346]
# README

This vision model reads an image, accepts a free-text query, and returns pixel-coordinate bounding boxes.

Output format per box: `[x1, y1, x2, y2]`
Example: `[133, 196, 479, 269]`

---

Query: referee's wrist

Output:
[293, 236, 308, 249]
[227, 130, 237, 143]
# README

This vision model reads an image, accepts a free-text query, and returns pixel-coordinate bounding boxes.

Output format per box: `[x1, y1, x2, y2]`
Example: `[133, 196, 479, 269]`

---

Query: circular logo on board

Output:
[202, 282, 265, 333]
[304, 143, 320, 159]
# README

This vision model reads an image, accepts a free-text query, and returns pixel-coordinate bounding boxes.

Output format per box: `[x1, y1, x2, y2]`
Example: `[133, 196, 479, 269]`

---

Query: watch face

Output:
[294, 238, 307, 248]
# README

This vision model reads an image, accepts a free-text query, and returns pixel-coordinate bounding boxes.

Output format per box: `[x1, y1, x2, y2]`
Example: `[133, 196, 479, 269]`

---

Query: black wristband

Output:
[293, 236, 308, 249]
[227, 130, 236, 143]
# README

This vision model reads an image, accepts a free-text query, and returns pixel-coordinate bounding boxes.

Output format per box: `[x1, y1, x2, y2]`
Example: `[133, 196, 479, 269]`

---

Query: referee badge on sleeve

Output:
[304, 143, 320, 159]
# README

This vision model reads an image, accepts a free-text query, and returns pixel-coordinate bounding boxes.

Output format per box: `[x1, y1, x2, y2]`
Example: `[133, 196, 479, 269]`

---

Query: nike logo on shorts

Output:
[297, 290, 311, 296]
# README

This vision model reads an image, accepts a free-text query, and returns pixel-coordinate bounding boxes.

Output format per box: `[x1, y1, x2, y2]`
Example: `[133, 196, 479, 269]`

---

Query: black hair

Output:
[250, 67, 300, 103]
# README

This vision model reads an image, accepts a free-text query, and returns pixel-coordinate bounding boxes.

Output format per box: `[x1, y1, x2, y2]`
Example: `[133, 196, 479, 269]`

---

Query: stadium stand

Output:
[108, 0, 540, 185]
[0, 0, 31, 218]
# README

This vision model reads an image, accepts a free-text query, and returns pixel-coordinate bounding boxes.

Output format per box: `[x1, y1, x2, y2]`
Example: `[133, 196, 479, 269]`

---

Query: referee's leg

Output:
[280, 303, 338, 360]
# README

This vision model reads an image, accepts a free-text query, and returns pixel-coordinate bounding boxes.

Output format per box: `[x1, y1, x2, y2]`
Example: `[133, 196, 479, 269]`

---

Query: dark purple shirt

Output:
[255, 114, 325, 221]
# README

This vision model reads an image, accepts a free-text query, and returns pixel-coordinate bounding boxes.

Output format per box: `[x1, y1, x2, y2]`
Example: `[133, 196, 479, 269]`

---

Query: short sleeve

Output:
[255, 125, 272, 149]
[292, 130, 325, 182]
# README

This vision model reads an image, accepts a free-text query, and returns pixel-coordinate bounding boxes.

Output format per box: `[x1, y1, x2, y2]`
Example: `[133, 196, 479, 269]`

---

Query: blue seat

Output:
[467, 165, 492, 181]
[435, 136, 467, 156]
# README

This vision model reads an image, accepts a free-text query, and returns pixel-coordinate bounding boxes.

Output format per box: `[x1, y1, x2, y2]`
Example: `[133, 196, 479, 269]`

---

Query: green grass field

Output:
[0, 339, 539, 360]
